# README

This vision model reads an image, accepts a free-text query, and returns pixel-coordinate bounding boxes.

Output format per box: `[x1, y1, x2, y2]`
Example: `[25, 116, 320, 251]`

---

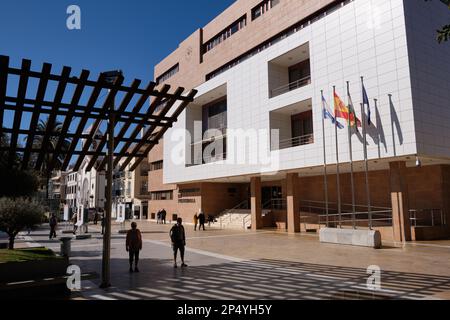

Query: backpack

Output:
[170, 224, 184, 242]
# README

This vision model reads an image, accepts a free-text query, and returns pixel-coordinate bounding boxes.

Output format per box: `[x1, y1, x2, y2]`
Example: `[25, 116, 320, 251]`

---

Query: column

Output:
[251, 177, 263, 230]
[287, 173, 300, 233]
[390, 161, 412, 242]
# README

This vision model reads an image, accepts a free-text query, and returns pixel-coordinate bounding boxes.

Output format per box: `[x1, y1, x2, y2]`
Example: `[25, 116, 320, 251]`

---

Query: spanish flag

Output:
[334, 92, 361, 127]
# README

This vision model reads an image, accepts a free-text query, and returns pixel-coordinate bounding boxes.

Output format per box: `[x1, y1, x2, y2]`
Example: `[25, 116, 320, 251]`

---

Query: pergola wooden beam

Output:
[8, 59, 31, 167]
[21, 63, 52, 170]
[0, 56, 196, 173]
[34, 66, 72, 171]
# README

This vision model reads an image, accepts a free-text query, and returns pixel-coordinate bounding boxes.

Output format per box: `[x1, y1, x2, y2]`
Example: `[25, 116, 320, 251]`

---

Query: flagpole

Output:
[361, 77, 372, 230]
[347, 81, 356, 229]
[321, 90, 329, 227]
[333, 86, 342, 228]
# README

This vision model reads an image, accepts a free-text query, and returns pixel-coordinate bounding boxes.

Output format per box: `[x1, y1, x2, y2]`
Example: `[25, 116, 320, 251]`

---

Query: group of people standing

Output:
[193, 210, 206, 231]
[156, 209, 167, 224]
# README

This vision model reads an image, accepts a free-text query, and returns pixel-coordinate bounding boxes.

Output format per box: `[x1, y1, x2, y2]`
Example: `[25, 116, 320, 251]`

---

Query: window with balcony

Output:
[268, 43, 311, 98]
[270, 99, 314, 150]
[186, 85, 228, 166]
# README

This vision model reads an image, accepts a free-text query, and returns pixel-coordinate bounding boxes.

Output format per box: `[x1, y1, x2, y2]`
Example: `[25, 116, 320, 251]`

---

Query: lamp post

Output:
[100, 70, 123, 289]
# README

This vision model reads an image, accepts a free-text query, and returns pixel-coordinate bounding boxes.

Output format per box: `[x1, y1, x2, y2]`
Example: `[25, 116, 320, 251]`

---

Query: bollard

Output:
[60, 237, 73, 257]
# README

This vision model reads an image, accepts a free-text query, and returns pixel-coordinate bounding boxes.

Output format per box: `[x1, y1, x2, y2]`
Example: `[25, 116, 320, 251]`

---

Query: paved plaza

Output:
[20, 221, 450, 300]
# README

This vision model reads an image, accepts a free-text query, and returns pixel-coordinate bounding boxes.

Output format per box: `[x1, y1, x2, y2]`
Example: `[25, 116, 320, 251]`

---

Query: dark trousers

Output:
[199, 222, 205, 231]
[49, 227, 56, 239]
[173, 242, 185, 261]
[129, 250, 140, 266]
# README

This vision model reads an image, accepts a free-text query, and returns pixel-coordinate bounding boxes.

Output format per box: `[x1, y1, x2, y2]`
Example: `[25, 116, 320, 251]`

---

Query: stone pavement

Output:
[20, 221, 450, 300]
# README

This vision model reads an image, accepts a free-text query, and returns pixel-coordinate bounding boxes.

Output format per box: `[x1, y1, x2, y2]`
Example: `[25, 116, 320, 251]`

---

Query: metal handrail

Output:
[263, 198, 287, 210]
[276, 134, 314, 150]
[218, 200, 249, 229]
[409, 209, 445, 227]
[318, 210, 393, 228]
[270, 76, 311, 98]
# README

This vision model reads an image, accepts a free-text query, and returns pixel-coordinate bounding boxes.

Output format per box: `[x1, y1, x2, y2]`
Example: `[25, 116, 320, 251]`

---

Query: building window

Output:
[150, 160, 163, 171]
[156, 63, 179, 85]
[204, 15, 247, 53]
[206, 0, 353, 81]
[252, 0, 280, 21]
[151, 191, 173, 201]
[291, 111, 313, 141]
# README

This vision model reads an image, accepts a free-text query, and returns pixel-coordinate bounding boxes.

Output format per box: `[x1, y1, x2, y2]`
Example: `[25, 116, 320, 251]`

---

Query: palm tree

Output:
[25, 117, 71, 199]
[0, 131, 9, 167]
[425, 0, 450, 43]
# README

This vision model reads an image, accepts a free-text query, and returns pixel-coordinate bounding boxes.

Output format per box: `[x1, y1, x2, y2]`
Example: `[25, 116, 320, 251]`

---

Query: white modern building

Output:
[153, 0, 450, 242]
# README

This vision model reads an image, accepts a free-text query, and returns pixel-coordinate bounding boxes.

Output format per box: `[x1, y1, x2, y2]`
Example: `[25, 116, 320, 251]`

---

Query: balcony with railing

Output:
[268, 43, 311, 99]
[270, 76, 311, 98]
[270, 99, 314, 151]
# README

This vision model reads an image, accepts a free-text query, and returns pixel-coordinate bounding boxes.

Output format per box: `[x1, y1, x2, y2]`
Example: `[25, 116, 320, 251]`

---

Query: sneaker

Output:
[129, 268, 134, 273]
[134, 267, 140, 273]
[174, 264, 178, 269]
[181, 263, 188, 268]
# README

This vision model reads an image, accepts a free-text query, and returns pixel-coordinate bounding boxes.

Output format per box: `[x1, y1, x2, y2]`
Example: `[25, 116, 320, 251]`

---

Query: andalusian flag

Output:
[334, 92, 361, 127]
[347, 91, 362, 128]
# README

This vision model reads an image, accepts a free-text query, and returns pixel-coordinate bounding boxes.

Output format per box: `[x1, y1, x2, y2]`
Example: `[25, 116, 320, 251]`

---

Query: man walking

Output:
[126, 222, 143, 273]
[170, 218, 187, 268]
[49, 214, 57, 240]
[101, 214, 106, 235]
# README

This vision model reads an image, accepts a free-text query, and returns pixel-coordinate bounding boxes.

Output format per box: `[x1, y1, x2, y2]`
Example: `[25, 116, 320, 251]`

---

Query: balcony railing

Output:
[270, 76, 311, 98]
[275, 134, 314, 150]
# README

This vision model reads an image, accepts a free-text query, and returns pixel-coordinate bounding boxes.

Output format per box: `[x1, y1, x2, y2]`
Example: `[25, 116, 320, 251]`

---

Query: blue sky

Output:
[0, 0, 235, 163]
[0, 0, 234, 80]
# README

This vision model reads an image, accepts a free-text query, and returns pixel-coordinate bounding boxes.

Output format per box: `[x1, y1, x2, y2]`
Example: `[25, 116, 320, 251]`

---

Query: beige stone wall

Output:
[154, 0, 336, 91]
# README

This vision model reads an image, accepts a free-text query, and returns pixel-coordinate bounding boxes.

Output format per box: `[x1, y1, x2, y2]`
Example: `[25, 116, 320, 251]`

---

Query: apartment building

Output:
[151, 0, 450, 241]
[48, 170, 67, 201]
[112, 158, 151, 221]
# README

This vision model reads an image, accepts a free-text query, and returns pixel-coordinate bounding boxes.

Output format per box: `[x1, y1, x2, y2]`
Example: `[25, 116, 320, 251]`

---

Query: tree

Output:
[0, 130, 39, 198]
[0, 197, 45, 249]
[0, 168, 39, 198]
[25, 117, 71, 199]
[425, 0, 450, 43]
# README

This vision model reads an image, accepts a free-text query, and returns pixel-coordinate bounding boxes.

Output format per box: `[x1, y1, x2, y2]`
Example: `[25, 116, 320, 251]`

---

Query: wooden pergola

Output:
[0, 55, 196, 288]
[0, 55, 196, 173]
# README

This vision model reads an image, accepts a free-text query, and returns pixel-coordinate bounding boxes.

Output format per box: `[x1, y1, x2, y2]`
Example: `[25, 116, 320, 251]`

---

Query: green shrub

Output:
[0, 198, 45, 249]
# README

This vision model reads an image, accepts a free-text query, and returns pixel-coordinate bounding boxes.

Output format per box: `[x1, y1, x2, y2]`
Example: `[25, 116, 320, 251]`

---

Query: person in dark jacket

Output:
[126, 222, 143, 273]
[161, 209, 167, 224]
[101, 215, 106, 235]
[49, 214, 57, 239]
[170, 218, 187, 268]
[198, 211, 206, 231]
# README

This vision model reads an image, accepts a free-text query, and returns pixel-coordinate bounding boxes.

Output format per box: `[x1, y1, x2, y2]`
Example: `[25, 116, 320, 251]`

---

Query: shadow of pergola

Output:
[81, 258, 450, 300]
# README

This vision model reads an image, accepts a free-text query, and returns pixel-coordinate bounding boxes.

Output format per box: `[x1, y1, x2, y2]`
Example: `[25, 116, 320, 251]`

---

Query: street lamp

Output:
[100, 70, 123, 289]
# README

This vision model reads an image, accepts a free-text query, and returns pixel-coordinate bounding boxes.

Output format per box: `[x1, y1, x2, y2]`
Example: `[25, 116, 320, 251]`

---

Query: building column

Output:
[389, 161, 412, 242]
[441, 165, 450, 230]
[251, 177, 263, 230]
[287, 173, 300, 233]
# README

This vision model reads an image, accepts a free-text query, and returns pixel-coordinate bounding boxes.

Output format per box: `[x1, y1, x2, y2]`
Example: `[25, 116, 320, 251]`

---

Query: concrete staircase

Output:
[218, 209, 271, 230]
